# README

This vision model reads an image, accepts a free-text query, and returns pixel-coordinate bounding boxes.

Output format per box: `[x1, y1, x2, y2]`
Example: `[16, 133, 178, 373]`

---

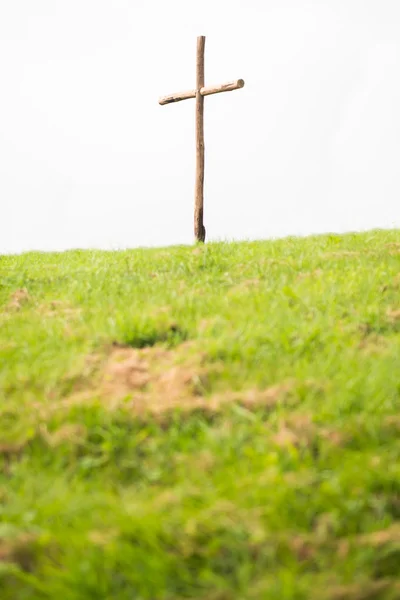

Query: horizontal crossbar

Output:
[159, 79, 244, 106]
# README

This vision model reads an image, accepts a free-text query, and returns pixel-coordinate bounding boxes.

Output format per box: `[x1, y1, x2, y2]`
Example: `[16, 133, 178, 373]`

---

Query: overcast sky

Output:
[0, 0, 399, 253]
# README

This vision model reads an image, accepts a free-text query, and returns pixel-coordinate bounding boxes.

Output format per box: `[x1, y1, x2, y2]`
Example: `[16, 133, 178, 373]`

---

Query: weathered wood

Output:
[159, 36, 244, 243]
[201, 78, 245, 98]
[158, 79, 245, 105]
[159, 89, 197, 105]
[194, 35, 206, 243]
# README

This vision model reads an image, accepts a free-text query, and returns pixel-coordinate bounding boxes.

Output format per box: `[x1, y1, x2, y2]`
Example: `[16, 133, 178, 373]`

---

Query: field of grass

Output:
[0, 230, 400, 599]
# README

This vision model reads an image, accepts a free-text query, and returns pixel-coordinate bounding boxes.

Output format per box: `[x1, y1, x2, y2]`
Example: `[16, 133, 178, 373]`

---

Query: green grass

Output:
[0, 230, 400, 599]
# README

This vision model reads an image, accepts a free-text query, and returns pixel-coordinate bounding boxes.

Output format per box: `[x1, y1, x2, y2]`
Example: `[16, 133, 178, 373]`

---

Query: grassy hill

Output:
[0, 230, 399, 599]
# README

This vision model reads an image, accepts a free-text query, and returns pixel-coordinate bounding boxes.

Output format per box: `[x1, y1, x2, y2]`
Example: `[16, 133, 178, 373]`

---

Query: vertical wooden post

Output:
[159, 37, 244, 244]
[194, 36, 206, 243]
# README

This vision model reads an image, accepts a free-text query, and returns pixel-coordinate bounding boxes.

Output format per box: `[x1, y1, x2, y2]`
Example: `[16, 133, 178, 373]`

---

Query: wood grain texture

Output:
[159, 89, 197, 105]
[159, 79, 245, 105]
[194, 36, 206, 243]
[201, 78, 245, 98]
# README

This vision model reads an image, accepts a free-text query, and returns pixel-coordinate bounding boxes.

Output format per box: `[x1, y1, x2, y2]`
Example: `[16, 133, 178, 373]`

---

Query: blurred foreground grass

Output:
[0, 230, 399, 599]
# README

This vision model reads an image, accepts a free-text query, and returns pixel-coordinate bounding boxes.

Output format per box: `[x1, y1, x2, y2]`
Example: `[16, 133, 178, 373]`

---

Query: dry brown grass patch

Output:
[0, 533, 38, 571]
[355, 524, 400, 547]
[323, 580, 398, 600]
[319, 428, 348, 447]
[58, 344, 307, 418]
[231, 278, 261, 291]
[289, 535, 318, 561]
[386, 308, 400, 322]
[0, 441, 26, 456]
[59, 343, 209, 414]
[87, 529, 118, 547]
[384, 415, 400, 431]
[261, 258, 294, 267]
[273, 414, 348, 449]
[39, 423, 87, 448]
[273, 414, 315, 447]
[6, 288, 30, 311]
[38, 300, 82, 318]
[358, 334, 388, 355]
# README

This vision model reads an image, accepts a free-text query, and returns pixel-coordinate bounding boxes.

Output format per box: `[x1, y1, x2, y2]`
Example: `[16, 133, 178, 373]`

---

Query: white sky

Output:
[0, 0, 399, 253]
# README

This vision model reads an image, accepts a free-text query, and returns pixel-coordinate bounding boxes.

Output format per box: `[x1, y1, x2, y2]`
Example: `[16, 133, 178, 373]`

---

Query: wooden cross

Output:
[159, 36, 245, 243]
